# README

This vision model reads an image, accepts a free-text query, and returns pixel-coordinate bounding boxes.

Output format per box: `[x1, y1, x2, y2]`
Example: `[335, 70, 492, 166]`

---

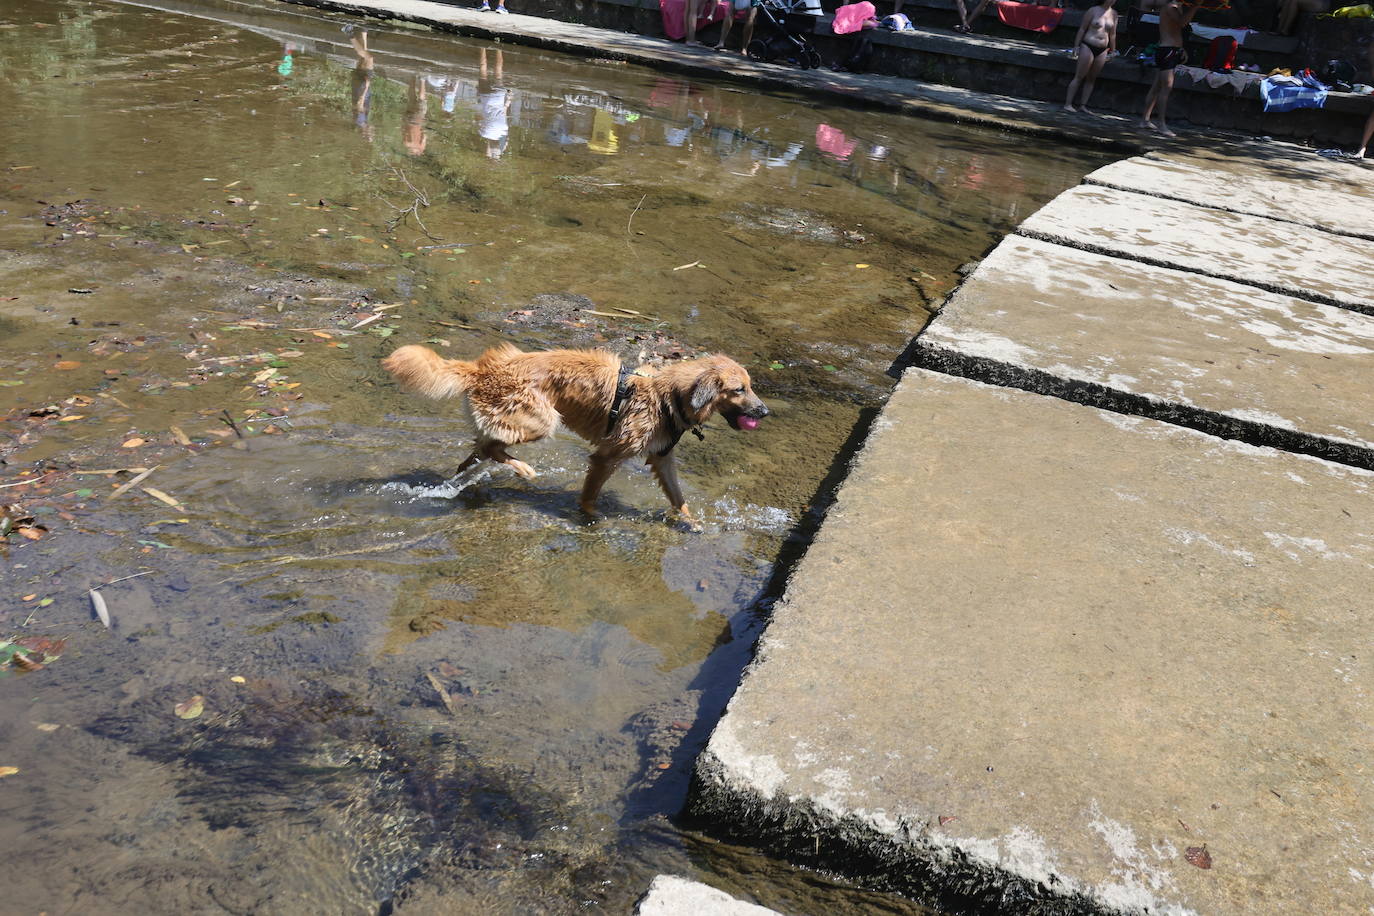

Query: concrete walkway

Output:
[691, 151, 1374, 913]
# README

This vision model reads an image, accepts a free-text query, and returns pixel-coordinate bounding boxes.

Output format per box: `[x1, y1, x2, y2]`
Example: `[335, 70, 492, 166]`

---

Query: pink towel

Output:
[832, 1, 876, 34]
[994, 0, 1064, 32]
[660, 0, 728, 40]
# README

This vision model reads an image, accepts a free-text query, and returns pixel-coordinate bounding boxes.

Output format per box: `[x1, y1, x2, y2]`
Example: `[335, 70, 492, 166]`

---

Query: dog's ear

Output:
[690, 371, 721, 412]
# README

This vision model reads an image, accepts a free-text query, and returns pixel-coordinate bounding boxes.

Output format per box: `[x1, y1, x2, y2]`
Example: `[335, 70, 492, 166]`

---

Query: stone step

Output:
[690, 367, 1374, 915]
[636, 876, 783, 915]
[1016, 183, 1374, 313]
[916, 233, 1374, 468]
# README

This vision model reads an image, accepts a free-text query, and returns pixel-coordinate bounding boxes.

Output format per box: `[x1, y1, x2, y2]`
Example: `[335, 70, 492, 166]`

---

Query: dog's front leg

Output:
[647, 452, 697, 527]
[579, 452, 623, 516]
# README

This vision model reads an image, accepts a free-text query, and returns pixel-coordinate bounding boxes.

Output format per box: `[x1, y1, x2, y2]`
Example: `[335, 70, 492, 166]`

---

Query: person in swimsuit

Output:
[1064, 0, 1118, 112]
[1138, 0, 1200, 137]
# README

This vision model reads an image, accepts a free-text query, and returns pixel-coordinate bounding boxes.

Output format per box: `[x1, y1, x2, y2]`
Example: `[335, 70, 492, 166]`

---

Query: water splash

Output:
[381, 468, 492, 500]
[709, 497, 794, 533]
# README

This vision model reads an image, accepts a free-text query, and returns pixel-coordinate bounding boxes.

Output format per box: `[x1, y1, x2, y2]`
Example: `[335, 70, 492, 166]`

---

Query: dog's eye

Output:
[733, 387, 746, 394]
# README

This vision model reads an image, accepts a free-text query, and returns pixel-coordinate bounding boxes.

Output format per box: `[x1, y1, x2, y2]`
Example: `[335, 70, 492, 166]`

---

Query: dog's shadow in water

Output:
[312, 467, 647, 525]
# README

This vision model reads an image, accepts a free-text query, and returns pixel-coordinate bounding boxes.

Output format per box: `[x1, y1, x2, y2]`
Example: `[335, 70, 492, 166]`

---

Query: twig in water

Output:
[219, 410, 243, 439]
[627, 193, 647, 236]
[378, 166, 440, 241]
[0, 472, 57, 490]
[109, 466, 160, 500]
[97, 569, 157, 588]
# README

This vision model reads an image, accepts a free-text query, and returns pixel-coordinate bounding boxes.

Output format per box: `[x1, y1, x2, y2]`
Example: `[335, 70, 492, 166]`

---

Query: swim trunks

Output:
[1155, 45, 1186, 69]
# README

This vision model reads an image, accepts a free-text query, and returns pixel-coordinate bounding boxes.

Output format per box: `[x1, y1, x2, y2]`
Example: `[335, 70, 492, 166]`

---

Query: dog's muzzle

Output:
[726, 401, 769, 431]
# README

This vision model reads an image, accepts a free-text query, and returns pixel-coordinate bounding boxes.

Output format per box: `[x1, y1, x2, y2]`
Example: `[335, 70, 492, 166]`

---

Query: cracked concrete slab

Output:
[1016, 183, 1374, 314]
[1084, 152, 1374, 241]
[915, 234, 1374, 469]
[636, 876, 782, 915]
[691, 368, 1374, 915]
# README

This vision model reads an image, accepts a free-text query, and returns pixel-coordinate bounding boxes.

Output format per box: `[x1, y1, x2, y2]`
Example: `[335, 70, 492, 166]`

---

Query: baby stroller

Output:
[746, 0, 824, 70]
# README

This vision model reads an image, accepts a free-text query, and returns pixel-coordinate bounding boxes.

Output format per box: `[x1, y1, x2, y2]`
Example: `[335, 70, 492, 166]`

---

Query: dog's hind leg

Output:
[454, 445, 486, 476]
[483, 441, 537, 479]
[646, 452, 697, 525]
[578, 451, 624, 516]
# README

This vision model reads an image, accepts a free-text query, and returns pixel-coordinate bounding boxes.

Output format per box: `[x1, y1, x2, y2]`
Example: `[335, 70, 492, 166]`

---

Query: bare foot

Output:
[1080, 106, 1096, 115]
[1063, 103, 1078, 112]
[1157, 123, 1177, 138]
[1138, 118, 1155, 130]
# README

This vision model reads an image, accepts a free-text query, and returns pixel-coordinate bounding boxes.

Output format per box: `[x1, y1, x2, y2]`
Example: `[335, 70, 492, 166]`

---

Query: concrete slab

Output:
[1016, 184, 1374, 314]
[1085, 152, 1374, 241]
[915, 234, 1374, 469]
[636, 876, 782, 915]
[691, 368, 1374, 915]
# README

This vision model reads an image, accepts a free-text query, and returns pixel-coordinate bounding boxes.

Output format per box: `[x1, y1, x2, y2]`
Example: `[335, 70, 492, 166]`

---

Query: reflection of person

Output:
[1139, 0, 1200, 137]
[1065, 0, 1117, 112]
[715, 0, 759, 52]
[478, 48, 512, 159]
[403, 75, 428, 156]
[1276, 0, 1327, 35]
[348, 28, 375, 142]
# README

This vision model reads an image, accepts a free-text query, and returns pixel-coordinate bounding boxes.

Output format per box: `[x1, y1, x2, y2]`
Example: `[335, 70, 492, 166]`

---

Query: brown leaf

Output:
[54, 360, 81, 370]
[16, 525, 46, 541]
[938, 815, 958, 827]
[121, 437, 146, 448]
[1185, 846, 1212, 869]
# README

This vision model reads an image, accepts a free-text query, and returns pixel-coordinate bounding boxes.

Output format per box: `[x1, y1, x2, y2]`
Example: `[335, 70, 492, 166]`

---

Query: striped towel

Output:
[1260, 75, 1327, 112]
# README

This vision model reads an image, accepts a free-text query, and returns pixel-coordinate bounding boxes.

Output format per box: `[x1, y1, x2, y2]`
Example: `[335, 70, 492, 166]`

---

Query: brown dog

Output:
[380, 342, 768, 522]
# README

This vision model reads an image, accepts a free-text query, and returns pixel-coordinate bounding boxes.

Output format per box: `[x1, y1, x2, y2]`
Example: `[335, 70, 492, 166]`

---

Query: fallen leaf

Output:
[174, 695, 205, 719]
[854, 263, 870, 269]
[169, 426, 192, 446]
[17, 525, 46, 541]
[54, 360, 82, 370]
[35, 723, 60, 732]
[0, 767, 18, 778]
[121, 437, 146, 448]
[1185, 846, 1212, 869]
[21, 594, 36, 602]
[938, 815, 958, 826]
[141, 487, 182, 508]
[90, 589, 111, 628]
[58, 414, 85, 422]
[230, 675, 246, 684]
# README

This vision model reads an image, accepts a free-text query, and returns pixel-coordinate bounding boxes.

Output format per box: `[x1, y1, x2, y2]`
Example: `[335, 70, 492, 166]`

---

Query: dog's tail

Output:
[381, 344, 478, 400]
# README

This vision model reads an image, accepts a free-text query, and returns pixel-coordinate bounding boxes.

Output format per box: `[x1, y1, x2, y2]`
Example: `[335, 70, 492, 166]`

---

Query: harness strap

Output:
[605, 365, 636, 435]
[656, 390, 705, 457]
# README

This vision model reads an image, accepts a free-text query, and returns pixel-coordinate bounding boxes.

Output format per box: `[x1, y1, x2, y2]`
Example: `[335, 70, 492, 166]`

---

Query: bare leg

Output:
[961, 0, 992, 30]
[579, 452, 624, 515]
[1140, 71, 1164, 125]
[739, 8, 757, 51]
[1358, 109, 1374, 158]
[1064, 45, 1094, 110]
[1154, 70, 1177, 136]
[685, 0, 702, 43]
[715, 7, 734, 49]
[647, 452, 697, 525]
[1079, 48, 1111, 111]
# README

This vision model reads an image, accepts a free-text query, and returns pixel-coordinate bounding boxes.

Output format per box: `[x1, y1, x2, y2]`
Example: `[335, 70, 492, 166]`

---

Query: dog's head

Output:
[687, 356, 769, 431]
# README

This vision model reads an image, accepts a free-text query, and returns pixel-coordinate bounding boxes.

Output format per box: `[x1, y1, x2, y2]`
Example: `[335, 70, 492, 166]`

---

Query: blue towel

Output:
[1260, 76, 1327, 112]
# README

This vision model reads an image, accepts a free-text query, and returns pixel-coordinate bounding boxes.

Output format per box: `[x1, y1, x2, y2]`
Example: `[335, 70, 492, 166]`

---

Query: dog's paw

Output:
[508, 460, 538, 479]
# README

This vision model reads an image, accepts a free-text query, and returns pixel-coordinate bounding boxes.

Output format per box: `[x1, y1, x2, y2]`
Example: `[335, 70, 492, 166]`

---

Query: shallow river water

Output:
[0, 1, 1108, 912]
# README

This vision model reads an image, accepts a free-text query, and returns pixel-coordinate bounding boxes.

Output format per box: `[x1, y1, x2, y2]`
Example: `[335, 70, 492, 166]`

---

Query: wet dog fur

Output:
[380, 343, 769, 522]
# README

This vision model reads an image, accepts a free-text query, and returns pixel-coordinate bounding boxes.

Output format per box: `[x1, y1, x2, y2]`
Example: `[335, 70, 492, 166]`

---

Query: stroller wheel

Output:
[746, 38, 773, 62]
[803, 47, 823, 70]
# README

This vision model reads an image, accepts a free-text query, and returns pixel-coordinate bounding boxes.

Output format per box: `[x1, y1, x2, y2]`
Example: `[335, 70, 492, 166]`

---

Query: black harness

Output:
[606, 364, 705, 456]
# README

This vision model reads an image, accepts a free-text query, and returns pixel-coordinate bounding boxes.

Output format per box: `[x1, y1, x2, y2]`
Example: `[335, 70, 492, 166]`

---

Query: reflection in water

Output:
[0, 1, 1109, 913]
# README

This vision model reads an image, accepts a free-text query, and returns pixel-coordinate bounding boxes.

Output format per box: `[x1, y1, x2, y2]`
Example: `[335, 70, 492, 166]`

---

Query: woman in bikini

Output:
[1065, 0, 1118, 112]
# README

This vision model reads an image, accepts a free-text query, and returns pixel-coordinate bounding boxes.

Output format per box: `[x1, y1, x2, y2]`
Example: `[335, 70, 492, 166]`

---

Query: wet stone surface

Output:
[0, 0, 1105, 912]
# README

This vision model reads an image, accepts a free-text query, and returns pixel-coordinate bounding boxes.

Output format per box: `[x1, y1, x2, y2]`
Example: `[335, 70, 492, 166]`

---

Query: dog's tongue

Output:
[737, 415, 760, 431]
